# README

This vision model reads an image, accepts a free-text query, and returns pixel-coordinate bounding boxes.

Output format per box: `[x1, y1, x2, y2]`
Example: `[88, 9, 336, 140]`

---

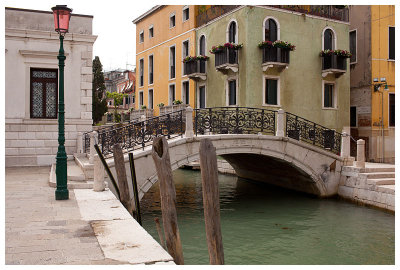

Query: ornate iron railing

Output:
[194, 107, 276, 136]
[285, 112, 341, 155]
[88, 110, 185, 157]
[83, 132, 90, 153]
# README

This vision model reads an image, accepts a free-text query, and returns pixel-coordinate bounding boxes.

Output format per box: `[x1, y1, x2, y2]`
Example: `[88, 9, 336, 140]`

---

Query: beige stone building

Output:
[5, 7, 97, 166]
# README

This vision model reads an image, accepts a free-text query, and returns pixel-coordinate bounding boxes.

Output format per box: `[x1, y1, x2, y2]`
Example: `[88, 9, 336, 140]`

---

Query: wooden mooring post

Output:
[151, 136, 184, 265]
[113, 144, 133, 214]
[128, 153, 142, 225]
[199, 139, 224, 265]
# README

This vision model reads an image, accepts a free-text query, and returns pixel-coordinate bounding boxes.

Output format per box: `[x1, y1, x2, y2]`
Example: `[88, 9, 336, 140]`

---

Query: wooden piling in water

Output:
[154, 217, 166, 249]
[151, 136, 184, 265]
[199, 138, 224, 265]
[113, 144, 133, 214]
[128, 153, 142, 225]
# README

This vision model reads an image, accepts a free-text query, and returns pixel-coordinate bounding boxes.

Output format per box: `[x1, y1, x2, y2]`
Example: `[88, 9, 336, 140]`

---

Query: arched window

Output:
[324, 29, 334, 50]
[264, 19, 277, 42]
[228, 21, 237, 43]
[199, 35, 206, 55]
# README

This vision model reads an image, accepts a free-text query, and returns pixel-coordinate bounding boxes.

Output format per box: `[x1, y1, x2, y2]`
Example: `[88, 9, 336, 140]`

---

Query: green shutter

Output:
[266, 79, 277, 105]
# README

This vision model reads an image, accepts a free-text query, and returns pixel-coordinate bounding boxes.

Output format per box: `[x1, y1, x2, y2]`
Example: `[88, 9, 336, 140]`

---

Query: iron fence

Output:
[285, 112, 341, 155]
[85, 110, 185, 157]
[194, 107, 276, 136]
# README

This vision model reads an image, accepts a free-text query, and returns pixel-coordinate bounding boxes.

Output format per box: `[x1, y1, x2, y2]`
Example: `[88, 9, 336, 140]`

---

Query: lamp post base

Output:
[55, 189, 69, 200]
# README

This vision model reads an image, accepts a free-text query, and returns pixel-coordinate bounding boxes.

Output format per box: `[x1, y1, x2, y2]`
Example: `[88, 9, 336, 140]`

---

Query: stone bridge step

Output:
[361, 167, 395, 173]
[375, 185, 395, 195]
[360, 172, 396, 179]
[366, 178, 395, 186]
[49, 162, 94, 189]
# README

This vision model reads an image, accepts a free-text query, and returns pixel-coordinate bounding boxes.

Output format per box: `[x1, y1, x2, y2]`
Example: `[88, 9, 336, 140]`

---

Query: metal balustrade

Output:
[84, 107, 342, 157]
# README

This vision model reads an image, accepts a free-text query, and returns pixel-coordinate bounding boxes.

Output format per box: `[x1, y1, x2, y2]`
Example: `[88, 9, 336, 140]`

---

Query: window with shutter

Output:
[265, 78, 278, 105]
[389, 26, 395, 60]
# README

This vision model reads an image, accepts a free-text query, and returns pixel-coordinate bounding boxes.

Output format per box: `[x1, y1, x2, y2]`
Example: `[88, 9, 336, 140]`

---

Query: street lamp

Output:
[374, 82, 389, 163]
[52, 5, 72, 200]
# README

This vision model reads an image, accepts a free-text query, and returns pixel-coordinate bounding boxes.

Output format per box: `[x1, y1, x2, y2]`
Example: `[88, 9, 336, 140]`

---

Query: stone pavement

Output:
[5, 166, 173, 265]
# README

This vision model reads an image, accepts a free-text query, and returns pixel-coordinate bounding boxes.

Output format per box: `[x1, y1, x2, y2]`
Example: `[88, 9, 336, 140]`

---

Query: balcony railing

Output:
[184, 59, 207, 76]
[214, 47, 238, 67]
[266, 5, 349, 22]
[262, 47, 290, 64]
[322, 55, 347, 71]
[196, 5, 240, 27]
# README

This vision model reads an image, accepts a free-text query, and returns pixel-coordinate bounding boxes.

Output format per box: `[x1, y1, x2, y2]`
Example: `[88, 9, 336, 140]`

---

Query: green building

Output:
[187, 5, 350, 131]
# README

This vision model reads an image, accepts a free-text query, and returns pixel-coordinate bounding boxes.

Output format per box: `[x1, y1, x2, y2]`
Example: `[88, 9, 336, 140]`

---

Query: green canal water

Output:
[140, 169, 395, 265]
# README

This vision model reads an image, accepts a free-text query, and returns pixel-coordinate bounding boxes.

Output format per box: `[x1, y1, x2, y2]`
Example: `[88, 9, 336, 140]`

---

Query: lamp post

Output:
[374, 82, 389, 163]
[52, 5, 72, 200]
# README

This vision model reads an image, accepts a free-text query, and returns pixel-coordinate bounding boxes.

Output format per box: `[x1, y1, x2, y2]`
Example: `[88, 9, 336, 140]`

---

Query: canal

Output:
[140, 169, 395, 265]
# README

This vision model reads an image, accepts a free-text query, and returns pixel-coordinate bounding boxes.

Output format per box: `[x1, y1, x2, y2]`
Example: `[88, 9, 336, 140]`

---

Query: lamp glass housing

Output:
[52, 5, 72, 34]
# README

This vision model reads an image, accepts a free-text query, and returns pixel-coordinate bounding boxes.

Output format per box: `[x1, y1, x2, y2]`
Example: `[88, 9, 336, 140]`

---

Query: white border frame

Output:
[182, 6, 189, 22]
[182, 39, 190, 76]
[169, 44, 176, 80]
[197, 82, 207, 109]
[168, 83, 176, 106]
[148, 54, 154, 86]
[349, 29, 357, 64]
[262, 16, 280, 41]
[226, 18, 238, 43]
[139, 29, 144, 44]
[181, 80, 190, 105]
[262, 75, 281, 107]
[148, 88, 154, 109]
[169, 12, 176, 29]
[322, 80, 337, 110]
[226, 75, 238, 106]
[322, 26, 337, 50]
[139, 57, 144, 87]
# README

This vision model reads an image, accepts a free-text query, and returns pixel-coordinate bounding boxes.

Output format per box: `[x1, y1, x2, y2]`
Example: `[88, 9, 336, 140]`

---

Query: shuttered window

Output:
[389, 94, 395, 126]
[350, 106, 357, 127]
[265, 79, 278, 105]
[324, 83, 334, 108]
[229, 21, 236, 43]
[265, 19, 277, 42]
[228, 80, 237, 106]
[199, 86, 206, 108]
[349, 30, 357, 63]
[389, 26, 395, 60]
[324, 29, 334, 50]
[170, 46, 175, 79]
[30, 68, 58, 119]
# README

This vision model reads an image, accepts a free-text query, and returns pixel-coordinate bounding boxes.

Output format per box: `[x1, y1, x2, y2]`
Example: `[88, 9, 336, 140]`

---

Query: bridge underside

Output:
[221, 153, 322, 196]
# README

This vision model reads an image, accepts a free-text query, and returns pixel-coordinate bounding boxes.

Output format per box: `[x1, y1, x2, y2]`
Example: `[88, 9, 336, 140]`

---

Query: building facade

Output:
[5, 7, 97, 166]
[349, 5, 395, 163]
[104, 69, 136, 110]
[190, 5, 350, 132]
[133, 5, 197, 115]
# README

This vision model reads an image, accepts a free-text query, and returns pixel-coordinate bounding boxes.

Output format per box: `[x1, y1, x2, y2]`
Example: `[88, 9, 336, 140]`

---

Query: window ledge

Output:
[322, 107, 338, 110]
[262, 104, 281, 108]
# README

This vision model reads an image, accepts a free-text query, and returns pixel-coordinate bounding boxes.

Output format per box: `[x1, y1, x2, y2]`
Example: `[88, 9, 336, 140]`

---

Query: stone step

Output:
[74, 153, 94, 180]
[375, 185, 395, 195]
[49, 162, 93, 189]
[361, 167, 395, 173]
[366, 178, 395, 186]
[360, 172, 395, 179]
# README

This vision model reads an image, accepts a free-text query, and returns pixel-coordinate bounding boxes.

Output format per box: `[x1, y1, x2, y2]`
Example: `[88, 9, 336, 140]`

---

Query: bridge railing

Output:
[86, 110, 185, 157]
[194, 107, 276, 136]
[285, 112, 341, 155]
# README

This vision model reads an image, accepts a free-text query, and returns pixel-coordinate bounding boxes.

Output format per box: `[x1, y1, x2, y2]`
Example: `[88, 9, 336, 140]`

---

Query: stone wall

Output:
[5, 8, 97, 166]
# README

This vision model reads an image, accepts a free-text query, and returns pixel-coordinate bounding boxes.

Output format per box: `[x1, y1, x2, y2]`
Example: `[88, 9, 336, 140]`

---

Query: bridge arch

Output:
[107, 134, 343, 200]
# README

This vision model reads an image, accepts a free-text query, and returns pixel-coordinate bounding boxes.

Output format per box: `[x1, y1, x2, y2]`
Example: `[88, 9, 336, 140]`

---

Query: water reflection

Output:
[140, 169, 395, 265]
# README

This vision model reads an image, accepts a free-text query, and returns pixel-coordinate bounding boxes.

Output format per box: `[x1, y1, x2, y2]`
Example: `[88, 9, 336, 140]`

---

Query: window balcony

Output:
[184, 59, 207, 81]
[321, 54, 347, 78]
[262, 47, 290, 72]
[214, 47, 239, 73]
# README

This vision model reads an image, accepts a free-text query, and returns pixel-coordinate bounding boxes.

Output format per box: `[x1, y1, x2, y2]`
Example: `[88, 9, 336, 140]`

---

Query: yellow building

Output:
[133, 5, 197, 115]
[349, 5, 395, 163]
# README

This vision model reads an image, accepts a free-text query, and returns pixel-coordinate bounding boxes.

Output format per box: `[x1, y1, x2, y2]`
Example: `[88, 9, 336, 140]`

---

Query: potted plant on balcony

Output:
[173, 99, 183, 105]
[320, 49, 351, 71]
[209, 42, 243, 54]
[157, 103, 165, 108]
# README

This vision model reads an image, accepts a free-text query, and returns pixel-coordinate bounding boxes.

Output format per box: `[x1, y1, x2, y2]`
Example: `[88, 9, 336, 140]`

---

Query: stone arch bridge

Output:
[81, 107, 350, 199]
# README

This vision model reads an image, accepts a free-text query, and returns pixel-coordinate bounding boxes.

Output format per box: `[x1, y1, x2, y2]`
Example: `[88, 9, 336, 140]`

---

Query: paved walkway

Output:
[5, 166, 123, 265]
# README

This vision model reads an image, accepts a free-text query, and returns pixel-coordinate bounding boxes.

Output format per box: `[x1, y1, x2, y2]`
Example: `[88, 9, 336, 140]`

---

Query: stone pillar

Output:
[185, 106, 194, 138]
[89, 131, 97, 164]
[341, 127, 354, 166]
[76, 132, 83, 154]
[93, 154, 105, 191]
[354, 139, 365, 168]
[276, 109, 285, 137]
[140, 114, 146, 122]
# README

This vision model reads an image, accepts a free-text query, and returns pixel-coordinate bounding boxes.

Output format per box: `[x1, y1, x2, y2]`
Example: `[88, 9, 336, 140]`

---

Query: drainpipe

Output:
[381, 91, 384, 163]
